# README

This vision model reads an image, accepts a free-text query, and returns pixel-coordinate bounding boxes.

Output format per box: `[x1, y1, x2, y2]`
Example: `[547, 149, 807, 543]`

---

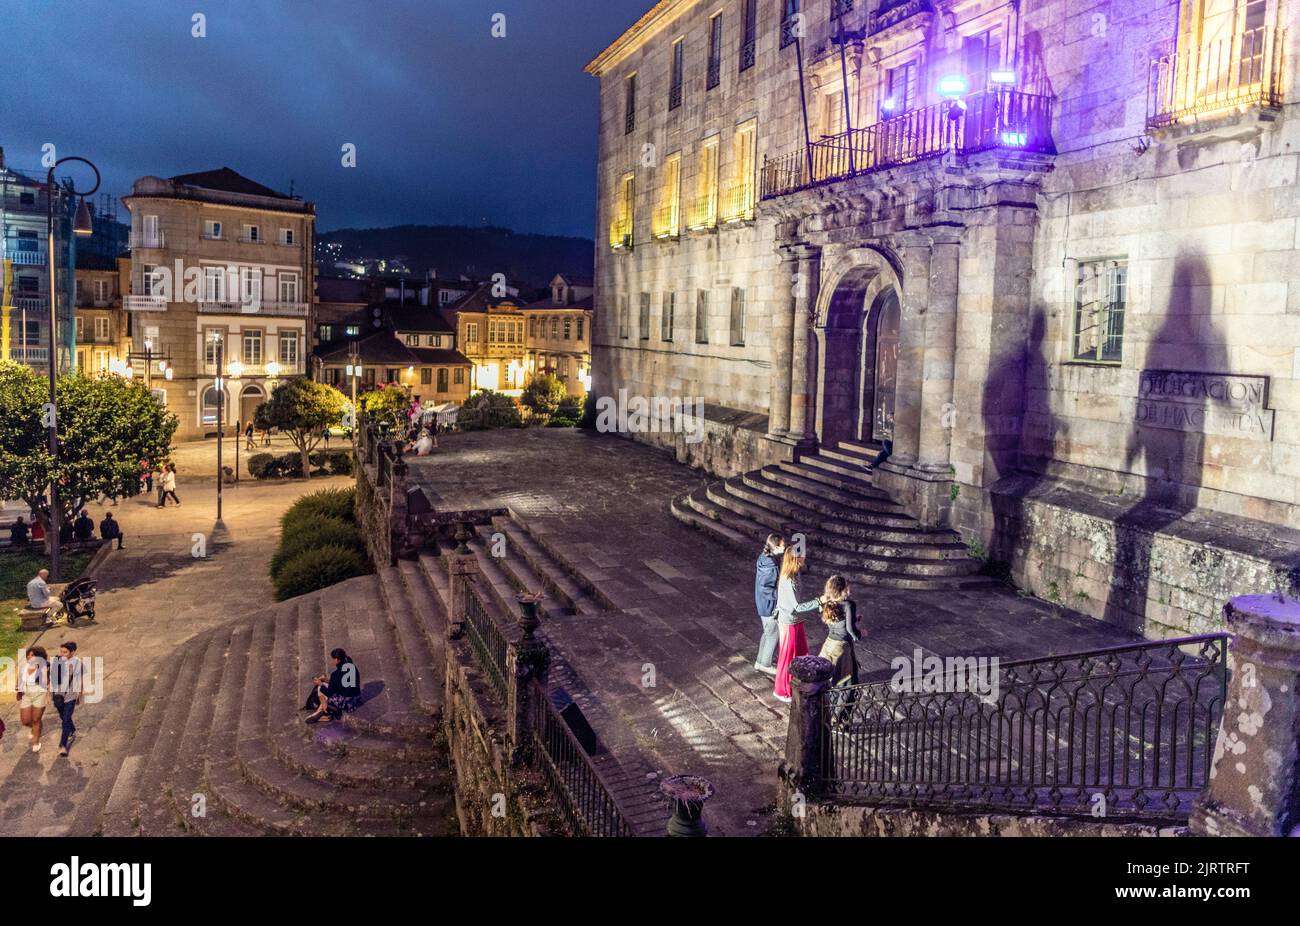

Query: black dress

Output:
[303, 662, 363, 717]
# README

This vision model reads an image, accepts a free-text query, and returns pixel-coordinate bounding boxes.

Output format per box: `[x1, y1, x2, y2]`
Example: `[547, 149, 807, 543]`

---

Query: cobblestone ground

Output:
[409, 429, 1144, 835]
[0, 470, 350, 836]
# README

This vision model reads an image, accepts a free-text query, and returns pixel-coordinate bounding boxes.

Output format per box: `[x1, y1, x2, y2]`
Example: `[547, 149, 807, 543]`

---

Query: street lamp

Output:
[45, 155, 99, 581]
[212, 331, 226, 523]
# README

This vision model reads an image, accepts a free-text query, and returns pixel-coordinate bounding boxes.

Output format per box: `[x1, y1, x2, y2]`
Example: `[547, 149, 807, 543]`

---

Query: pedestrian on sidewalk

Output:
[17, 645, 50, 752]
[753, 533, 785, 677]
[158, 464, 180, 507]
[140, 458, 153, 495]
[773, 550, 823, 704]
[817, 575, 860, 688]
[245, 421, 255, 452]
[99, 512, 124, 549]
[73, 509, 95, 542]
[52, 642, 82, 757]
[303, 648, 363, 724]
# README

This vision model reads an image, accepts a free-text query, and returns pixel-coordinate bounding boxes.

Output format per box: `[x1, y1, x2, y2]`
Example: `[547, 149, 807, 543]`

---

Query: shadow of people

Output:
[1103, 252, 1229, 632]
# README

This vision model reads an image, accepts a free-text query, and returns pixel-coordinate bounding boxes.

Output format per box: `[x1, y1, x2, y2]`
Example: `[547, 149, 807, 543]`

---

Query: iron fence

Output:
[821, 634, 1229, 822]
[1148, 26, 1285, 128]
[463, 582, 510, 705]
[531, 679, 636, 837]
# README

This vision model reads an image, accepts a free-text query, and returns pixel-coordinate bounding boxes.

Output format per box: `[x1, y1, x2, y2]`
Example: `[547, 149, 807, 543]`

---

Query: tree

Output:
[0, 361, 178, 553]
[255, 378, 348, 479]
[359, 383, 410, 431]
[457, 389, 522, 430]
[521, 373, 567, 421]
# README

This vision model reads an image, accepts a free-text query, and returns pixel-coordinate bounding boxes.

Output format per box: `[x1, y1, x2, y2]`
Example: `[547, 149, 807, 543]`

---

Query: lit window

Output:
[242, 329, 263, 366]
[1072, 259, 1127, 364]
[654, 152, 682, 238]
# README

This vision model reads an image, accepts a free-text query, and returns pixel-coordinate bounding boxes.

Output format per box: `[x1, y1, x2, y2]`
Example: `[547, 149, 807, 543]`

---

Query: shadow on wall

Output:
[1103, 251, 1228, 633]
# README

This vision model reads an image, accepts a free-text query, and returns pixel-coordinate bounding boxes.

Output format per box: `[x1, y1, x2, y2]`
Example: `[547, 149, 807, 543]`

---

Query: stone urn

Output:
[661, 775, 715, 837]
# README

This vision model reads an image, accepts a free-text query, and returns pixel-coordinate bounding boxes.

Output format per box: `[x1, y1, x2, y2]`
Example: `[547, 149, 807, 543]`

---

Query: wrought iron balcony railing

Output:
[761, 88, 1054, 200]
[832, 0, 855, 19]
[1148, 25, 1285, 128]
[608, 213, 634, 250]
[685, 192, 719, 230]
[718, 182, 756, 223]
[707, 57, 721, 90]
[740, 37, 756, 72]
[669, 82, 683, 111]
[651, 203, 681, 239]
[198, 299, 309, 316]
[820, 633, 1228, 821]
[129, 230, 165, 249]
[780, 16, 801, 49]
[124, 294, 168, 312]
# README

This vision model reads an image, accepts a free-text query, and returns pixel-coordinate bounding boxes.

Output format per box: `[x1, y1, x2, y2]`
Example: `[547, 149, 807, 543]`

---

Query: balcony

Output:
[8, 346, 49, 364]
[869, 0, 930, 35]
[652, 203, 681, 240]
[129, 230, 165, 249]
[761, 88, 1054, 200]
[11, 296, 46, 312]
[1148, 26, 1285, 129]
[198, 299, 309, 317]
[3, 248, 45, 266]
[609, 214, 634, 250]
[718, 183, 756, 223]
[686, 192, 718, 230]
[124, 294, 168, 312]
[238, 234, 265, 244]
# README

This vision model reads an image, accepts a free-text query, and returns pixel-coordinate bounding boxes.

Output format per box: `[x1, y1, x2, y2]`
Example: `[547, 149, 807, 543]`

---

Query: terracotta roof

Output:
[385, 304, 456, 333]
[521, 295, 594, 311]
[316, 331, 468, 367]
[169, 167, 292, 200]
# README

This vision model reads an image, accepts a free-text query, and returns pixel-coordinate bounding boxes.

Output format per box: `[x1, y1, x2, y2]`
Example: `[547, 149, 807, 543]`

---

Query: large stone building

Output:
[589, 0, 1300, 637]
[122, 168, 315, 438]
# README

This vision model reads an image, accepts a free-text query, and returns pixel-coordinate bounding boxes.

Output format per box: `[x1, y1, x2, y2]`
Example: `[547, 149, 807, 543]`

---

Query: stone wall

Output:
[789, 799, 1183, 838]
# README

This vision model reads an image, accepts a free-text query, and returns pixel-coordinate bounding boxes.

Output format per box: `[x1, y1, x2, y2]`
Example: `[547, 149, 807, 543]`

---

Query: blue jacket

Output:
[755, 553, 779, 617]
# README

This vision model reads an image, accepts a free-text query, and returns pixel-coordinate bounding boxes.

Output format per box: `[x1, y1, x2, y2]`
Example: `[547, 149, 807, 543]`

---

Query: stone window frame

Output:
[639, 292, 652, 340]
[662, 291, 676, 342]
[730, 287, 746, 346]
[707, 12, 723, 90]
[669, 37, 685, 111]
[624, 73, 637, 134]
[1070, 258, 1128, 366]
[695, 289, 710, 344]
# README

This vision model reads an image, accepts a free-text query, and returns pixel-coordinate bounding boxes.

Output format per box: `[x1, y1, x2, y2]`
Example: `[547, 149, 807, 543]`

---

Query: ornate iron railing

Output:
[762, 88, 1054, 199]
[1148, 26, 1285, 128]
[669, 82, 683, 111]
[707, 57, 721, 90]
[463, 582, 510, 704]
[531, 679, 636, 837]
[869, 0, 930, 35]
[739, 37, 756, 72]
[821, 634, 1229, 821]
[832, 0, 855, 19]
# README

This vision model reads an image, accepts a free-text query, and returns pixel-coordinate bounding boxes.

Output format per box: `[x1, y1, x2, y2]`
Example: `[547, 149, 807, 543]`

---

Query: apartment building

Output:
[1, 151, 58, 370]
[590, 0, 1300, 637]
[73, 254, 130, 375]
[122, 168, 315, 438]
[447, 283, 529, 395]
[522, 273, 595, 396]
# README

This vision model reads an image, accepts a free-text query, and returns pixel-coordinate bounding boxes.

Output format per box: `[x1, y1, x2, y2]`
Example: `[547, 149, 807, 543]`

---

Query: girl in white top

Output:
[17, 645, 50, 752]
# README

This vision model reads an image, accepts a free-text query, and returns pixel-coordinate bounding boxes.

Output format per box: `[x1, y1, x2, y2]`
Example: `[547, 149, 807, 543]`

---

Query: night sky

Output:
[1, 0, 650, 238]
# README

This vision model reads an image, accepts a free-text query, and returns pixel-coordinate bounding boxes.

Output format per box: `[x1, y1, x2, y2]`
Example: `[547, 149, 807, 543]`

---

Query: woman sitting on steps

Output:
[303, 648, 363, 724]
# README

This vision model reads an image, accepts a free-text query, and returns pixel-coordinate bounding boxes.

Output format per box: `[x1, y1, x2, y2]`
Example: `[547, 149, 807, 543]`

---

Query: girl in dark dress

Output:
[817, 575, 860, 688]
[303, 648, 362, 723]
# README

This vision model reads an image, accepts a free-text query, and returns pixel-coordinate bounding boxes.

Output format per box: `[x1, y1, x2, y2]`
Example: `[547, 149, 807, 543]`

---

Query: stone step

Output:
[671, 490, 756, 545]
[418, 552, 454, 612]
[741, 471, 905, 521]
[490, 515, 602, 615]
[777, 460, 879, 495]
[798, 451, 877, 482]
[466, 537, 536, 630]
[757, 466, 899, 511]
[476, 524, 569, 621]
[501, 517, 620, 611]
[819, 443, 880, 470]
[396, 557, 449, 681]
[376, 566, 444, 716]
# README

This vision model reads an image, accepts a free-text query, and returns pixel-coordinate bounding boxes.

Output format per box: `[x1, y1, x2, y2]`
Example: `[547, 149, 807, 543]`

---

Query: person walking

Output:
[139, 458, 153, 495]
[753, 533, 785, 677]
[51, 641, 82, 757]
[99, 511, 124, 549]
[773, 550, 822, 703]
[245, 421, 255, 452]
[17, 645, 50, 752]
[817, 575, 860, 687]
[73, 509, 95, 542]
[158, 464, 180, 507]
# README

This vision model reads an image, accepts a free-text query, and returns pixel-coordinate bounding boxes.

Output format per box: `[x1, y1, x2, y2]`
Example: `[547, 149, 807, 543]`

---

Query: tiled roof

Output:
[521, 294, 594, 311]
[169, 167, 292, 200]
[316, 331, 468, 367]
[385, 304, 456, 333]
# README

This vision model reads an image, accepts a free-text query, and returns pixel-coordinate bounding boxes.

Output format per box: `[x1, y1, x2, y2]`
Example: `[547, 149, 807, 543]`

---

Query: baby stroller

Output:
[61, 577, 97, 624]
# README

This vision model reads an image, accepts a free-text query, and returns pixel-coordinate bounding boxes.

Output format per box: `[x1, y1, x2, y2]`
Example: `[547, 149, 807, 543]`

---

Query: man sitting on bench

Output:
[26, 569, 65, 625]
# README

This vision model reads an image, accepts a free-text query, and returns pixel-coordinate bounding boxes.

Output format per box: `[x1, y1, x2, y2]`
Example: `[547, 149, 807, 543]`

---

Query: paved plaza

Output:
[407, 429, 1143, 834]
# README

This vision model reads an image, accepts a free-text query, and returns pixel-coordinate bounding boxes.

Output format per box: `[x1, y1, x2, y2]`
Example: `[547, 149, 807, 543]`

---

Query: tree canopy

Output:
[359, 383, 410, 431]
[521, 373, 567, 420]
[0, 361, 177, 545]
[255, 378, 348, 478]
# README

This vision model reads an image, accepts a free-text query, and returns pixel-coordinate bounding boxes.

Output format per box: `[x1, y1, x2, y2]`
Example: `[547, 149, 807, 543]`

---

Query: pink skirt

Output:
[774, 622, 808, 699]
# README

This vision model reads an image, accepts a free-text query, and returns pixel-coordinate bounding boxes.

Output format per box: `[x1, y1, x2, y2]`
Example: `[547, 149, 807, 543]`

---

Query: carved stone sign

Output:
[1135, 370, 1275, 440]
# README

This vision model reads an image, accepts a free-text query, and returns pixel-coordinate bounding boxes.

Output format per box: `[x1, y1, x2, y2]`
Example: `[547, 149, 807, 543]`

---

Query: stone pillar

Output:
[768, 248, 798, 437]
[1191, 595, 1300, 838]
[889, 242, 930, 467]
[505, 594, 548, 767]
[446, 523, 477, 640]
[782, 655, 834, 797]
[915, 237, 960, 472]
[787, 245, 821, 442]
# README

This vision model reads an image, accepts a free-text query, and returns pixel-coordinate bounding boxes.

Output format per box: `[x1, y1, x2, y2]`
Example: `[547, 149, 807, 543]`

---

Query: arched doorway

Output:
[239, 384, 266, 430]
[201, 385, 227, 428]
[866, 288, 900, 443]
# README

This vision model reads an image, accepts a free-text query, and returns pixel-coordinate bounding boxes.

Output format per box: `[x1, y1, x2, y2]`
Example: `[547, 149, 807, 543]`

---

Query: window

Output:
[624, 74, 637, 134]
[1072, 260, 1127, 364]
[142, 214, 161, 247]
[205, 330, 224, 366]
[884, 60, 919, 116]
[386, 368, 398, 384]
[279, 332, 299, 368]
[723, 121, 757, 222]
[204, 220, 222, 240]
[75, 316, 84, 340]
[278, 272, 299, 304]
[618, 296, 630, 339]
[707, 14, 723, 90]
[142, 265, 162, 296]
[94, 316, 110, 340]
[563, 317, 572, 340]
[319, 324, 333, 341]
[611, 172, 635, 248]
[639, 293, 651, 340]
[695, 289, 709, 343]
[421, 367, 432, 385]
[669, 38, 685, 110]
[577, 317, 585, 341]
[529, 317, 537, 338]
[551, 317, 560, 339]
[242, 329, 263, 366]
[201, 386, 226, 425]
[963, 29, 1004, 92]
[405, 334, 420, 347]
[467, 322, 479, 343]
[822, 88, 846, 138]
[94, 349, 110, 372]
[740, 0, 757, 71]
[454, 367, 465, 385]
[730, 287, 746, 346]
[18, 275, 38, 293]
[240, 267, 263, 305]
[280, 228, 295, 245]
[94, 279, 110, 303]
[345, 325, 360, 337]
[429, 335, 442, 347]
[241, 224, 260, 243]
[203, 266, 225, 302]
[661, 292, 675, 342]
[781, 0, 802, 49]
[437, 368, 449, 392]
[558, 357, 569, 378]
[655, 152, 682, 238]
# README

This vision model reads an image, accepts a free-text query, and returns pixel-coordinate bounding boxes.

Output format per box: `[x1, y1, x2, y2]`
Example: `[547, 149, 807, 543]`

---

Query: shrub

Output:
[546, 417, 577, 428]
[521, 374, 566, 420]
[282, 487, 357, 529]
[247, 453, 276, 478]
[557, 396, 584, 420]
[271, 517, 366, 579]
[578, 393, 597, 430]
[324, 448, 353, 475]
[273, 545, 370, 601]
[457, 389, 522, 431]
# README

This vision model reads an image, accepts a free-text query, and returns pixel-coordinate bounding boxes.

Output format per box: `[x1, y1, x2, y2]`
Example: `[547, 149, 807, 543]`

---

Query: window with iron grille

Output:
[639, 292, 651, 339]
[624, 75, 636, 134]
[619, 296, 630, 339]
[695, 289, 709, 343]
[781, 0, 802, 49]
[661, 292, 675, 342]
[832, 0, 854, 19]
[730, 288, 746, 346]
[1072, 259, 1127, 364]
[740, 0, 757, 72]
[707, 14, 722, 90]
[669, 39, 684, 110]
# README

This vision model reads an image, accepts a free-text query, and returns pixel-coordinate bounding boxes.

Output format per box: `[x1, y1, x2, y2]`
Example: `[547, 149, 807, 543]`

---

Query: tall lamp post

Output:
[346, 340, 362, 440]
[212, 332, 226, 523]
[45, 156, 99, 581]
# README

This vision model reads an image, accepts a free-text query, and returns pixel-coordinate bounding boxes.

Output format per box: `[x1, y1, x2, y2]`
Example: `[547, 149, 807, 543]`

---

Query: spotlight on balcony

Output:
[881, 96, 898, 113]
[1001, 131, 1028, 147]
[990, 70, 1016, 85]
[164, 367, 174, 381]
[938, 74, 968, 97]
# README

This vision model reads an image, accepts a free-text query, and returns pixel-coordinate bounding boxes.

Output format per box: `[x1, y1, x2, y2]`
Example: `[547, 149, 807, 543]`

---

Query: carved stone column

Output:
[768, 248, 798, 437]
[888, 242, 930, 467]
[787, 245, 821, 442]
[915, 236, 960, 473]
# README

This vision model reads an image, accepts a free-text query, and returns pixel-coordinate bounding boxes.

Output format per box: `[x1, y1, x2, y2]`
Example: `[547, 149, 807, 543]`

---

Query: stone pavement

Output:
[0, 471, 351, 836]
[408, 429, 1145, 835]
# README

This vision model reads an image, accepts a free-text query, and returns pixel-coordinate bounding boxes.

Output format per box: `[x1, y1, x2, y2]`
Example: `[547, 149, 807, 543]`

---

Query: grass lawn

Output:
[0, 551, 95, 658]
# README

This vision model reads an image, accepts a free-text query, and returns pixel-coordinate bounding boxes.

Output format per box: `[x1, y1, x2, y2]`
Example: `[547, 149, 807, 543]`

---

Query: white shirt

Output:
[162, 471, 176, 491]
[26, 575, 52, 608]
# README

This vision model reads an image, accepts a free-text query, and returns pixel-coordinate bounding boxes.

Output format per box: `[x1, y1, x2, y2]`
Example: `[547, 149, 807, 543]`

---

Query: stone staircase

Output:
[74, 570, 460, 837]
[672, 440, 992, 590]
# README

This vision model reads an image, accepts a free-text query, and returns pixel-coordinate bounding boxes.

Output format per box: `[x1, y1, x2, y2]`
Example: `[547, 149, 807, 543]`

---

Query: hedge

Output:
[273, 545, 370, 601]
[270, 517, 366, 580]
[546, 417, 578, 428]
[281, 488, 357, 528]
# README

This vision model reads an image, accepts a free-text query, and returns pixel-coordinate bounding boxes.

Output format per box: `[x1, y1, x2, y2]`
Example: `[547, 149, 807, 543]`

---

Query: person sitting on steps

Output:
[302, 648, 362, 724]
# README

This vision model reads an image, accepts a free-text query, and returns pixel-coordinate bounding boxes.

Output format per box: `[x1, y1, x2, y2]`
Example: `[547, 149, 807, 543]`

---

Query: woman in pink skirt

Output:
[773, 550, 823, 703]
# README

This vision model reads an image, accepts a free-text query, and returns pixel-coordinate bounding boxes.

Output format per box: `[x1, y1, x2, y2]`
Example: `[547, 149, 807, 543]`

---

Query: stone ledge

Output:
[795, 800, 1189, 838]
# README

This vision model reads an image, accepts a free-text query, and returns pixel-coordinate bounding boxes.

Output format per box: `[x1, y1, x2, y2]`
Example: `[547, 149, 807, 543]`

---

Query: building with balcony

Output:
[589, 0, 1300, 638]
[445, 282, 530, 395]
[522, 273, 595, 396]
[1, 149, 58, 370]
[73, 254, 131, 375]
[122, 167, 316, 438]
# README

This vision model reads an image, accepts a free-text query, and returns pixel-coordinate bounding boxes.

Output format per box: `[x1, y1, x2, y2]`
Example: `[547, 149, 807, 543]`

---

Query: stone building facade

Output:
[122, 168, 315, 439]
[73, 255, 131, 375]
[589, 0, 1300, 637]
[522, 273, 595, 397]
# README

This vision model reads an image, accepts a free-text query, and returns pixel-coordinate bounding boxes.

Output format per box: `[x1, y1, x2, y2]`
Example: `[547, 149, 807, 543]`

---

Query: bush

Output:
[557, 396, 584, 420]
[457, 389, 522, 431]
[281, 487, 357, 529]
[247, 453, 276, 478]
[270, 517, 366, 579]
[546, 417, 577, 428]
[273, 545, 370, 601]
[578, 393, 598, 430]
[309, 448, 352, 475]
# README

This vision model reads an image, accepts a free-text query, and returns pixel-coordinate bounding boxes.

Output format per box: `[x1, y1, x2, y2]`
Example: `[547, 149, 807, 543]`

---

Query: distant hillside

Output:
[317, 225, 594, 290]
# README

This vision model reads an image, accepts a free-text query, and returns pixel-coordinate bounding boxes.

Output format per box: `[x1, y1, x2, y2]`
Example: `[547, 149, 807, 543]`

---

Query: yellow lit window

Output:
[688, 137, 719, 229]
[610, 172, 635, 248]
[654, 152, 682, 238]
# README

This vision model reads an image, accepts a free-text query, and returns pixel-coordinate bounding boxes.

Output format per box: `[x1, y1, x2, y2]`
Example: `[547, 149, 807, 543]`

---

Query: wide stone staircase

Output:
[671, 440, 992, 590]
[71, 568, 461, 837]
